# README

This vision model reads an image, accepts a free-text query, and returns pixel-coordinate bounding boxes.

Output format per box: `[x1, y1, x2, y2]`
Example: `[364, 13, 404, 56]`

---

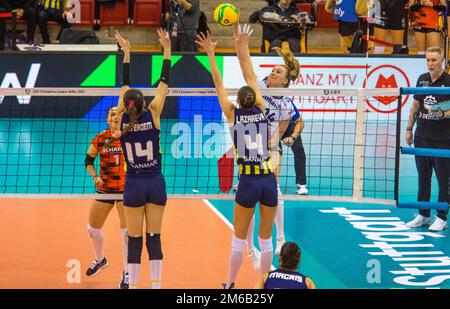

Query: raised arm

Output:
[233, 23, 257, 85]
[149, 28, 171, 118]
[232, 24, 265, 111]
[115, 31, 131, 117]
[195, 32, 235, 122]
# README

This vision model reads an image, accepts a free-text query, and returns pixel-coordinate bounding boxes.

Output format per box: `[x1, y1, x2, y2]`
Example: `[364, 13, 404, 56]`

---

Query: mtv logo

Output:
[373, 74, 398, 106]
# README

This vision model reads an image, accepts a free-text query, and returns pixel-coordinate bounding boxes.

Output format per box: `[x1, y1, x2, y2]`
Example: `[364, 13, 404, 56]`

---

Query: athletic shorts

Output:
[338, 20, 359, 37]
[413, 27, 441, 33]
[123, 173, 167, 207]
[95, 190, 123, 205]
[235, 174, 278, 208]
[373, 10, 406, 30]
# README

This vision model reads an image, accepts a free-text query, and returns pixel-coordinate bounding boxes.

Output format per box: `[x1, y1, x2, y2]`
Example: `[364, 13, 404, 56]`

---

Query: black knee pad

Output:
[128, 236, 143, 264]
[146, 233, 163, 260]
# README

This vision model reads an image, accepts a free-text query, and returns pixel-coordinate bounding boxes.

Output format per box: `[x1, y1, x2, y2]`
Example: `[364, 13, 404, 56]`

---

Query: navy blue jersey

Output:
[120, 110, 162, 174]
[264, 269, 309, 289]
[231, 106, 272, 175]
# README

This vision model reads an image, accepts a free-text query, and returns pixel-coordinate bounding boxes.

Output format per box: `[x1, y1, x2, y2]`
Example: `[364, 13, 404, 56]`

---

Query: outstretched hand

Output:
[195, 32, 219, 54]
[233, 23, 253, 49]
[115, 31, 130, 52]
[157, 28, 171, 50]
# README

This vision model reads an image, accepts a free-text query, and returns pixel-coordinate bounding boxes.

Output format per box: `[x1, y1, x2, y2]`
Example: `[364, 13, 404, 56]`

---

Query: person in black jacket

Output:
[0, 0, 37, 49]
[250, 0, 303, 53]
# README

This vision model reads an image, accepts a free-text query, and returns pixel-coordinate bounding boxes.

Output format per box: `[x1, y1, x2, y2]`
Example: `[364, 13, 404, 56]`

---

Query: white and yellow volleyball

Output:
[213, 3, 239, 26]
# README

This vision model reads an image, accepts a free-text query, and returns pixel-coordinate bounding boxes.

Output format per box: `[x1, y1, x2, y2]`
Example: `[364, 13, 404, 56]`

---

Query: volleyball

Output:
[213, 3, 239, 26]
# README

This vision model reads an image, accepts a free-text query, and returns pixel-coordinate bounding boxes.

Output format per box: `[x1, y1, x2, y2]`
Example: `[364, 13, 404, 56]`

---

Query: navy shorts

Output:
[124, 173, 167, 207]
[235, 174, 278, 208]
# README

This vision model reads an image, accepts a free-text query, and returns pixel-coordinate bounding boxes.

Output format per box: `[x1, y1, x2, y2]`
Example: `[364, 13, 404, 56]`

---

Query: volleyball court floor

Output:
[1, 120, 450, 288]
[1, 197, 449, 289]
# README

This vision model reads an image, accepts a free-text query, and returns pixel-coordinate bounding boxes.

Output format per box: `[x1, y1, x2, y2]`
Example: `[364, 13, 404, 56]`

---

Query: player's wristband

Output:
[85, 154, 95, 167]
[406, 127, 412, 131]
[160, 59, 171, 84]
[122, 63, 130, 86]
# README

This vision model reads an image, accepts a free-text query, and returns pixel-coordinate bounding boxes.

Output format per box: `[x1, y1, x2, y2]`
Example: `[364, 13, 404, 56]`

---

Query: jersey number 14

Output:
[125, 141, 154, 163]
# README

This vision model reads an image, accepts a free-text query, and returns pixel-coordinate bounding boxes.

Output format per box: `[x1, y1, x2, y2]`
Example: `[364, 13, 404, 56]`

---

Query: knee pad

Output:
[258, 237, 273, 253]
[146, 233, 163, 260]
[231, 235, 246, 253]
[87, 225, 103, 240]
[128, 236, 143, 264]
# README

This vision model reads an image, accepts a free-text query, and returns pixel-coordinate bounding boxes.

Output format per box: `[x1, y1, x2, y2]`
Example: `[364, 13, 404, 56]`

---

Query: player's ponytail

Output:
[273, 47, 300, 85]
[237, 86, 256, 109]
[121, 89, 145, 136]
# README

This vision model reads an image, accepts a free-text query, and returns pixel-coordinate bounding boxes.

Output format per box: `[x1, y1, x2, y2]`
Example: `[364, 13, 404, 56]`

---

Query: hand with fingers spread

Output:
[156, 27, 171, 51]
[233, 23, 253, 49]
[115, 31, 130, 52]
[195, 32, 219, 55]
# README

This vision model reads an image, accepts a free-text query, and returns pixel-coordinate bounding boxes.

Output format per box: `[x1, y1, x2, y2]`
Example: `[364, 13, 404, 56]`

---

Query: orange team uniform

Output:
[412, 0, 444, 30]
[90, 129, 125, 193]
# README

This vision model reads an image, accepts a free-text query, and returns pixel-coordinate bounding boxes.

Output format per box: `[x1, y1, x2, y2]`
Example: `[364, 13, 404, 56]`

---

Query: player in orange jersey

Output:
[84, 106, 129, 289]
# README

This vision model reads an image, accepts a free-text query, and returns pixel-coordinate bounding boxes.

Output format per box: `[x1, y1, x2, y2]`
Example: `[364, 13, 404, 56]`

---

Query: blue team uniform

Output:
[333, 0, 359, 23]
[264, 269, 309, 289]
[231, 106, 277, 208]
[120, 109, 167, 207]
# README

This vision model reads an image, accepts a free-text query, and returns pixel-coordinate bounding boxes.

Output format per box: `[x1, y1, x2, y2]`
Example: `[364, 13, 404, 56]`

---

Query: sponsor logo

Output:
[363, 65, 411, 113]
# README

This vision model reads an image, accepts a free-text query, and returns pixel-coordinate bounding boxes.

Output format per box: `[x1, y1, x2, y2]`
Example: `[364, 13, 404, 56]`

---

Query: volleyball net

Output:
[0, 87, 400, 204]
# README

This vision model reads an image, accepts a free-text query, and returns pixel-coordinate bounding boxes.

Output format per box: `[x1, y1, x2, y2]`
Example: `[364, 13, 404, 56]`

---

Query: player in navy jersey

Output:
[196, 31, 278, 289]
[113, 29, 171, 289]
[233, 24, 305, 262]
[255, 242, 316, 289]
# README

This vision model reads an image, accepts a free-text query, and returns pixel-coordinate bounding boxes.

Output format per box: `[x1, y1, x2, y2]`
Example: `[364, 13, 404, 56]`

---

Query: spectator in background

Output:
[410, 0, 446, 55]
[0, 0, 37, 47]
[37, 0, 72, 44]
[369, 0, 408, 54]
[163, 0, 200, 52]
[250, 0, 303, 53]
[325, 0, 360, 53]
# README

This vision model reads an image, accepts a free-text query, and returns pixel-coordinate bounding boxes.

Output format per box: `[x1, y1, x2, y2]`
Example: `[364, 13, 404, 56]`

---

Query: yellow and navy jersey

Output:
[91, 129, 125, 193]
[231, 106, 273, 176]
[39, 0, 67, 10]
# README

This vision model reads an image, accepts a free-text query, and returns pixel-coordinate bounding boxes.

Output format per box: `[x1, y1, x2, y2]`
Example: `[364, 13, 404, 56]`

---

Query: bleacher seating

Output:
[296, 2, 312, 15]
[132, 0, 162, 27]
[77, 0, 95, 26]
[315, 2, 337, 28]
[99, 0, 129, 26]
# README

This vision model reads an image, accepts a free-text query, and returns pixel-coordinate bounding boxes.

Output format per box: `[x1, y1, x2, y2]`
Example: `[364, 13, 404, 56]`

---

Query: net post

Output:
[353, 89, 367, 201]
[394, 90, 402, 205]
